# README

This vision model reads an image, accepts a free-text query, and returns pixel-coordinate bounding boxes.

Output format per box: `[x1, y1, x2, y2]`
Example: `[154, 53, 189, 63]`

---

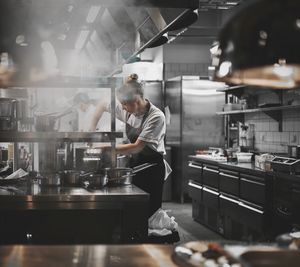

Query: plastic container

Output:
[236, 152, 253, 163]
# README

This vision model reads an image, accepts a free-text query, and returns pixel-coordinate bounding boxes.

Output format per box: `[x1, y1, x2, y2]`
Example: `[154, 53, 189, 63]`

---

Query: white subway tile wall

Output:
[246, 91, 300, 154]
[245, 109, 300, 153]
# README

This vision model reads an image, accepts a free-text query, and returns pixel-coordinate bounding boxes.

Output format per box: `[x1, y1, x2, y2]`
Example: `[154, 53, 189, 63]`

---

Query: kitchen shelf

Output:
[7, 76, 123, 89]
[0, 132, 123, 142]
[217, 104, 300, 132]
[216, 104, 300, 115]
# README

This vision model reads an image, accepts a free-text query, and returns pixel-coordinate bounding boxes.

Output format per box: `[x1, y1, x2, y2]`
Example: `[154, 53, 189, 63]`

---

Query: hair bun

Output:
[126, 73, 138, 83]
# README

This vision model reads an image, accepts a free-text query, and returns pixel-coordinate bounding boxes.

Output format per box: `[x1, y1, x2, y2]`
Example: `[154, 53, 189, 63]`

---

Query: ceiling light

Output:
[75, 30, 89, 50]
[214, 0, 300, 89]
[86, 6, 101, 23]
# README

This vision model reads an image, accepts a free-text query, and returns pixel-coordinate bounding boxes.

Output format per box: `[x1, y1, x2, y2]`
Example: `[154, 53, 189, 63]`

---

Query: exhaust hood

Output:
[0, 0, 200, 87]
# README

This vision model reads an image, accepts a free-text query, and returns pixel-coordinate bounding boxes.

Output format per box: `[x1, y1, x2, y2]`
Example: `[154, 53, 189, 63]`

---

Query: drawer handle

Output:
[220, 194, 239, 204]
[188, 162, 202, 170]
[188, 181, 203, 190]
[220, 172, 238, 179]
[203, 187, 219, 195]
[203, 167, 219, 173]
[238, 202, 264, 214]
[241, 178, 264, 187]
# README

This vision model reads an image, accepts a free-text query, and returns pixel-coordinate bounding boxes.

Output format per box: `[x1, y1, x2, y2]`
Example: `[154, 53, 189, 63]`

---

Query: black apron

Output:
[126, 107, 165, 217]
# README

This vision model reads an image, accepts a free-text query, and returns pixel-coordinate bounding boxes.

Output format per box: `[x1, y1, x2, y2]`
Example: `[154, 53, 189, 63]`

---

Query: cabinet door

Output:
[203, 187, 219, 209]
[240, 174, 265, 207]
[220, 194, 239, 217]
[203, 165, 219, 189]
[188, 161, 203, 183]
[188, 180, 202, 202]
[238, 201, 264, 230]
[219, 169, 239, 197]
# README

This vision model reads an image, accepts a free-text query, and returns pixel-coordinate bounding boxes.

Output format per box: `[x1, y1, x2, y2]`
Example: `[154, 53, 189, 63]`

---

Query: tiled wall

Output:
[244, 90, 300, 154]
[164, 62, 210, 80]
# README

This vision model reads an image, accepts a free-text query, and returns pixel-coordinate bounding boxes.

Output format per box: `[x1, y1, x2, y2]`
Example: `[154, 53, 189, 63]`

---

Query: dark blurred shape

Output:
[167, 9, 198, 31]
[215, 0, 300, 89]
[147, 33, 169, 48]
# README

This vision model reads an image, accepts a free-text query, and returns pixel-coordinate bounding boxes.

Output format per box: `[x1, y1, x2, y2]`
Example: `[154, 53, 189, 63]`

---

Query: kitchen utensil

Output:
[80, 171, 107, 188]
[270, 156, 300, 174]
[61, 170, 84, 186]
[105, 163, 158, 186]
[37, 172, 61, 186]
[236, 152, 253, 163]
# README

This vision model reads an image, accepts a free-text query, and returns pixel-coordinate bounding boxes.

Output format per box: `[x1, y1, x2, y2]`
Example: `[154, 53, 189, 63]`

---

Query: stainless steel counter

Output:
[0, 182, 149, 244]
[0, 131, 123, 142]
[0, 183, 148, 210]
[189, 155, 268, 175]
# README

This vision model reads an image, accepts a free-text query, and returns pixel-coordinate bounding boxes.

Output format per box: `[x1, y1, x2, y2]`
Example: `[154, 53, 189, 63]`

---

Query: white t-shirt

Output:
[107, 100, 166, 155]
[78, 104, 124, 132]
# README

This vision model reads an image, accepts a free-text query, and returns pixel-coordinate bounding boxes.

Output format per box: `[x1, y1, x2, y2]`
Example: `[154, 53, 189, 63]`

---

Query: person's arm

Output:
[89, 101, 108, 131]
[96, 139, 146, 155]
[116, 139, 146, 155]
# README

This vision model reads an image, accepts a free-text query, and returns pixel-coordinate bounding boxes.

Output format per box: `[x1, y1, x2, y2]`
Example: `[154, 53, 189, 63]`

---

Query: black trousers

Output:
[131, 159, 165, 217]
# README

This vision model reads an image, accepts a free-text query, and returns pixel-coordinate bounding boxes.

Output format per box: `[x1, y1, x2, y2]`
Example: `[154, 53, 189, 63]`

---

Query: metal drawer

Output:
[240, 174, 265, 207]
[219, 170, 239, 197]
[188, 180, 202, 202]
[238, 201, 264, 230]
[203, 165, 219, 189]
[188, 162, 203, 183]
[203, 187, 219, 209]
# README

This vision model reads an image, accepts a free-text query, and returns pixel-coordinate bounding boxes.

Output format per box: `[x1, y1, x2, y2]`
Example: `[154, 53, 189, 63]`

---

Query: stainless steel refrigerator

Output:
[165, 76, 226, 202]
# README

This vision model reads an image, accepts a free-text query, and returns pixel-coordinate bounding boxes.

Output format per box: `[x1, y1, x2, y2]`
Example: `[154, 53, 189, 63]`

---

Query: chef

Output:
[90, 74, 168, 217]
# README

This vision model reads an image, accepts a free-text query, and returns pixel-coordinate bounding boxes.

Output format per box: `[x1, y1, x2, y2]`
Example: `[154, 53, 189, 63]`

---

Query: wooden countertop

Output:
[0, 244, 179, 267]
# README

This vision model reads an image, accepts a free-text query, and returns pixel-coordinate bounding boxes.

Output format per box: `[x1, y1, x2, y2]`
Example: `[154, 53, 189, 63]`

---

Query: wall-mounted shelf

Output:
[217, 104, 300, 115]
[217, 104, 300, 132]
[0, 132, 123, 143]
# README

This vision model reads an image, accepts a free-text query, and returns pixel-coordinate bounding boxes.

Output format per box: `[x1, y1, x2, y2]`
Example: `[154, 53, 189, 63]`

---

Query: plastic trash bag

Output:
[148, 208, 178, 236]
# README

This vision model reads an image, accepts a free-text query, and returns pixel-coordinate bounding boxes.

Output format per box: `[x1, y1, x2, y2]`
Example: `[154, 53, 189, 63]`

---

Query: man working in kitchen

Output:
[89, 74, 166, 217]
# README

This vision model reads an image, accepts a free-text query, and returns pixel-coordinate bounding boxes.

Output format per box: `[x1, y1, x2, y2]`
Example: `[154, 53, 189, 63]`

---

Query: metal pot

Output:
[37, 172, 61, 186]
[105, 163, 158, 186]
[80, 171, 107, 188]
[61, 170, 83, 186]
[117, 155, 130, 168]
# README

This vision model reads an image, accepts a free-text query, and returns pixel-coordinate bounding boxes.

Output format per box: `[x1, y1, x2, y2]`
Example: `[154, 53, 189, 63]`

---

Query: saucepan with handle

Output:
[104, 163, 158, 186]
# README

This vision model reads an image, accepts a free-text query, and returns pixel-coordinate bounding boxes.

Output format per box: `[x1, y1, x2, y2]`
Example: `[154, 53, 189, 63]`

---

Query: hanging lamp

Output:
[214, 0, 300, 89]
